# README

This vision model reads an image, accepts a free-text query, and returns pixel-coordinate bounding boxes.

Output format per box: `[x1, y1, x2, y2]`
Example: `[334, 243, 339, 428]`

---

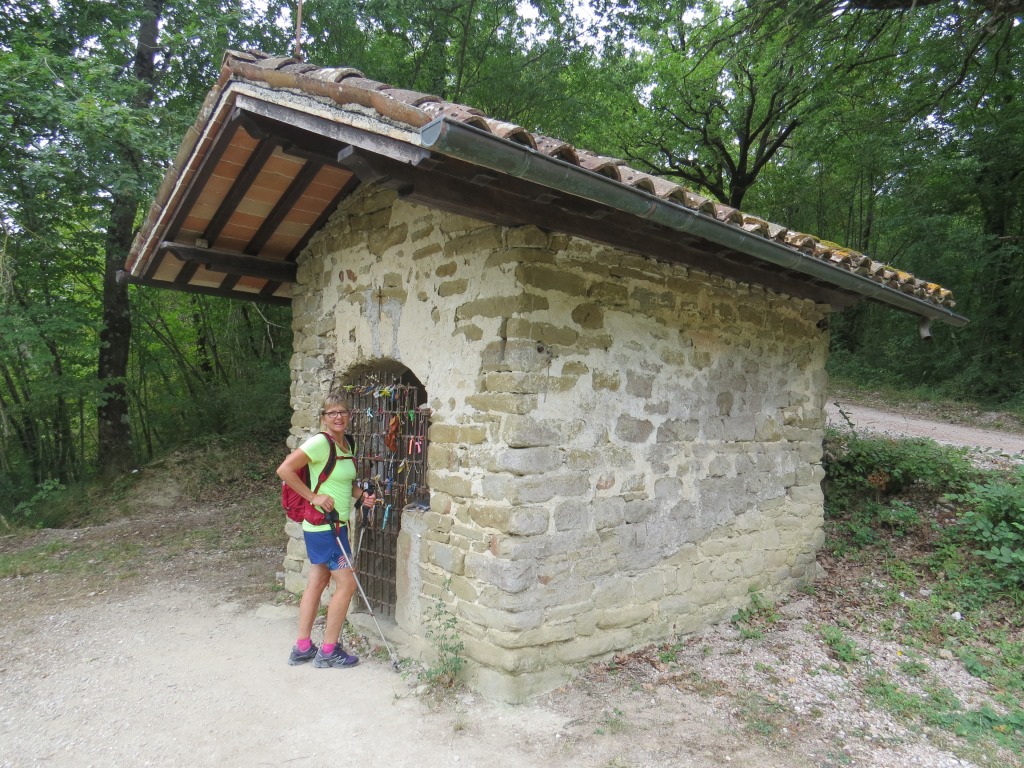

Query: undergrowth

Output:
[417, 579, 466, 697]
[823, 411, 1024, 759]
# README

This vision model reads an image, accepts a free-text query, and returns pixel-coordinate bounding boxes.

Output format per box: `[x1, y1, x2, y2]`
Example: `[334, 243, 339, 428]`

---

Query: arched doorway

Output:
[338, 364, 428, 619]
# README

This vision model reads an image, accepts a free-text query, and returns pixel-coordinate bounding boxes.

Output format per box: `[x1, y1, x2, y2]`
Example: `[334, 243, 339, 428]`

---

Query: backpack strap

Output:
[314, 431, 339, 490]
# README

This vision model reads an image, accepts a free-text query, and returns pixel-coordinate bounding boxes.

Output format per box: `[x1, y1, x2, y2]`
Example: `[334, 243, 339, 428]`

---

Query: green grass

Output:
[731, 587, 780, 640]
[0, 538, 144, 578]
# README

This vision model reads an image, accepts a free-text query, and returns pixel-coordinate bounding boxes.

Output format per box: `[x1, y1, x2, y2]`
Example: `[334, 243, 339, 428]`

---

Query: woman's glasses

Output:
[322, 410, 350, 418]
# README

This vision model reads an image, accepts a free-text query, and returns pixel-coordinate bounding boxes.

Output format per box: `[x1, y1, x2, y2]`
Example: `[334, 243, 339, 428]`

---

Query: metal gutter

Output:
[419, 117, 969, 327]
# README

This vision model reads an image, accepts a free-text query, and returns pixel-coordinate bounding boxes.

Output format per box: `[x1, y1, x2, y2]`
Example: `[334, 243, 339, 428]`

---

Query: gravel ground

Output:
[1, 400, 1022, 768]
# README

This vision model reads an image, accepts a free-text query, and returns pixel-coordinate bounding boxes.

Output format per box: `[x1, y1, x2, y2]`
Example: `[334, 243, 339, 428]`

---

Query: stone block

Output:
[438, 279, 469, 297]
[469, 503, 511, 532]
[464, 552, 536, 593]
[367, 222, 408, 256]
[515, 264, 588, 296]
[632, 571, 667, 602]
[545, 598, 596, 623]
[593, 577, 631, 609]
[553, 499, 590, 532]
[426, 540, 466, 574]
[505, 318, 579, 346]
[429, 424, 488, 444]
[455, 293, 548, 322]
[448, 575, 479, 602]
[286, 537, 308, 560]
[506, 225, 550, 248]
[482, 371, 551, 394]
[444, 227, 503, 257]
[788, 485, 824, 504]
[571, 303, 604, 329]
[484, 246, 558, 268]
[462, 636, 545, 674]
[578, 332, 614, 351]
[504, 473, 590, 504]
[486, 447, 563, 475]
[502, 415, 563, 447]
[592, 371, 621, 391]
[469, 664, 571, 705]
[427, 471, 473, 497]
[284, 570, 307, 595]
[593, 497, 625, 529]
[623, 499, 657, 524]
[508, 506, 550, 536]
[459, 602, 543, 632]
[466, 393, 537, 415]
[456, 324, 484, 341]
[421, 510, 455, 534]
[413, 243, 442, 259]
[615, 415, 654, 443]
[658, 594, 693, 617]
[488, 620, 578, 649]
[596, 604, 655, 629]
[626, 371, 655, 398]
[555, 629, 632, 663]
[588, 281, 629, 306]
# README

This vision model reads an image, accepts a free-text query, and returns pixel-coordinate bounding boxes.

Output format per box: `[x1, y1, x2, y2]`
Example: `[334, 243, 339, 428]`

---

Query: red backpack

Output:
[281, 433, 355, 525]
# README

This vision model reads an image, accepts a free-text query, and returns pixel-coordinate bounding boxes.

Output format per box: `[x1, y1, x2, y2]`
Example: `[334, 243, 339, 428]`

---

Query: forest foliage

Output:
[1, 0, 1023, 517]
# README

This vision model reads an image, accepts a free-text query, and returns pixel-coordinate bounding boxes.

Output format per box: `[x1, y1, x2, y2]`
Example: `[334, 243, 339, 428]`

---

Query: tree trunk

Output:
[96, 0, 162, 479]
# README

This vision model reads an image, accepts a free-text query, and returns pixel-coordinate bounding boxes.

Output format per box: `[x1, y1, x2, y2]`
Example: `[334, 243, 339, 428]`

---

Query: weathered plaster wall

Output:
[284, 184, 830, 702]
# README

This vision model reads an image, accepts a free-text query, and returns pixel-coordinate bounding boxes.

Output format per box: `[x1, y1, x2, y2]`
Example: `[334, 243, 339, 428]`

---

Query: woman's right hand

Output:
[311, 493, 334, 512]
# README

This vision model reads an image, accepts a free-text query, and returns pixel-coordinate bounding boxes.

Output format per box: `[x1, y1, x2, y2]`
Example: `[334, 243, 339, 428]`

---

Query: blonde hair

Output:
[319, 392, 350, 419]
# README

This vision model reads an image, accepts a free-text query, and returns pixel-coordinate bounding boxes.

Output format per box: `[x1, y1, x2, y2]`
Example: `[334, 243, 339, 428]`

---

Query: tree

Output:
[0, 0, 293, 506]
[267, 0, 602, 136]
[595, 0, 908, 208]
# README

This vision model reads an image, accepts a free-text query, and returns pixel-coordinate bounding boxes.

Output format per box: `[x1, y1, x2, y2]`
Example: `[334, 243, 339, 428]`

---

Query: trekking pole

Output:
[334, 524, 401, 672]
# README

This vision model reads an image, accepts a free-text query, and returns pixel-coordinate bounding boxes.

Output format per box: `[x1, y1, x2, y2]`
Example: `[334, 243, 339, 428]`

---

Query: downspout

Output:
[419, 117, 969, 328]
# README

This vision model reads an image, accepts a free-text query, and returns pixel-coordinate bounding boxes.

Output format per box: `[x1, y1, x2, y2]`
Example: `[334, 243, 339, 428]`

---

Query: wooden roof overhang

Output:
[124, 56, 967, 329]
[126, 84, 862, 310]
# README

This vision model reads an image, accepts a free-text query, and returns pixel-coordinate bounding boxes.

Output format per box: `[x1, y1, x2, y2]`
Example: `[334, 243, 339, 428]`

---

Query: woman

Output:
[277, 393, 362, 669]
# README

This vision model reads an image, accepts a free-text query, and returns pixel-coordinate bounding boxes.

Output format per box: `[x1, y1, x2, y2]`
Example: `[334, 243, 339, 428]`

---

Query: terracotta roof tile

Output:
[534, 136, 580, 166]
[712, 204, 743, 225]
[483, 119, 537, 149]
[306, 67, 365, 83]
[148, 50, 958, 312]
[420, 102, 491, 131]
[576, 150, 625, 180]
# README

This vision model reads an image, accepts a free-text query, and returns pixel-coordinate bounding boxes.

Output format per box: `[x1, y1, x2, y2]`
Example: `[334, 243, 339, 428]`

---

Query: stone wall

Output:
[284, 184, 830, 701]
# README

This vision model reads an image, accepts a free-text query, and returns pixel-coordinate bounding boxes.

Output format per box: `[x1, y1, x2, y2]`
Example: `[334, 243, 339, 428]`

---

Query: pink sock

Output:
[296, 638, 312, 652]
[321, 643, 335, 656]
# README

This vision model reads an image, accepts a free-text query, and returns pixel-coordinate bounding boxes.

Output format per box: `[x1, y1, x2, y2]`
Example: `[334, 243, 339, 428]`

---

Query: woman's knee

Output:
[306, 566, 330, 591]
[332, 572, 356, 596]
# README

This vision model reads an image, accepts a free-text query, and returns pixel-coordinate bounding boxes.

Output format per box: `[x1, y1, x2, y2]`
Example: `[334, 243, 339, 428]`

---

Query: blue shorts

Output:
[303, 526, 352, 571]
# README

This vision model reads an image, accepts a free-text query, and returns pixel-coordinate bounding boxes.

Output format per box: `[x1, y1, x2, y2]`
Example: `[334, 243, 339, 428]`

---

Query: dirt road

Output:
[826, 400, 1024, 455]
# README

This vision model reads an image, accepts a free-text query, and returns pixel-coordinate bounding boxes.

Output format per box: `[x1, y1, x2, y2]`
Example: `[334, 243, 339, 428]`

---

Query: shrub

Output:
[947, 469, 1024, 588]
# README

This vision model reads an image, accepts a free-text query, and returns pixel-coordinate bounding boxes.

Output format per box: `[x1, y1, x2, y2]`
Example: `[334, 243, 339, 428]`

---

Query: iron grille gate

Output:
[344, 374, 428, 618]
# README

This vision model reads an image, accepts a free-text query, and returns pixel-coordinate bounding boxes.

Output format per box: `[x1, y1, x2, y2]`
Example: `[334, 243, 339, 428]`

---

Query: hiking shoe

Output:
[313, 645, 359, 669]
[288, 643, 318, 666]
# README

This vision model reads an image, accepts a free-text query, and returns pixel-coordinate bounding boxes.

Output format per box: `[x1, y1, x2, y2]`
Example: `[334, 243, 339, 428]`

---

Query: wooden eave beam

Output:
[127, 274, 291, 306]
[158, 241, 297, 284]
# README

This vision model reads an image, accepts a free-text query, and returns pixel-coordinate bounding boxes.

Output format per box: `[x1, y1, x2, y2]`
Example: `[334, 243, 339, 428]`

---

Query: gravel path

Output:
[826, 401, 1024, 455]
